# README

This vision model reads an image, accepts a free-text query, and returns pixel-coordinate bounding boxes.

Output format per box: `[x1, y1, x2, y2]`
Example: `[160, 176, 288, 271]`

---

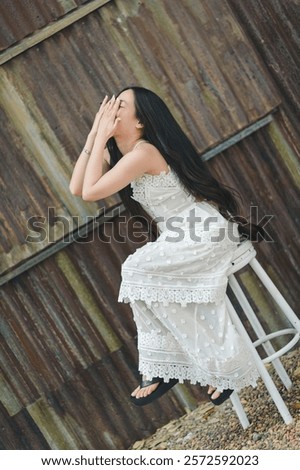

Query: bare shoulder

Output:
[131, 141, 168, 174]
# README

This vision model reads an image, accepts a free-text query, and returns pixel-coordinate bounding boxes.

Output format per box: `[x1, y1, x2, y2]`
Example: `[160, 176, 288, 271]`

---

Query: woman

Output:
[69, 87, 264, 407]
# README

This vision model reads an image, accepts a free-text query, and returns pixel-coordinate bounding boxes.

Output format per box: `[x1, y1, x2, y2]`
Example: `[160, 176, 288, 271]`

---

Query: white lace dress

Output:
[118, 165, 259, 392]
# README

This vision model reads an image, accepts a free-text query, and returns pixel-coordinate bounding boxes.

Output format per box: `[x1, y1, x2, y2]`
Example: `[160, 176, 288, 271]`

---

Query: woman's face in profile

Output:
[115, 88, 139, 136]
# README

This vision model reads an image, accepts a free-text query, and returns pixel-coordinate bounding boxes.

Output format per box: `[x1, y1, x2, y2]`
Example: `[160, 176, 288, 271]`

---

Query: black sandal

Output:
[130, 376, 179, 406]
[209, 388, 234, 406]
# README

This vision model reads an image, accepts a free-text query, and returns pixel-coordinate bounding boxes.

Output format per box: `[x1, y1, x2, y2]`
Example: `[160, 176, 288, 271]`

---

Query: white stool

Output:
[225, 240, 300, 429]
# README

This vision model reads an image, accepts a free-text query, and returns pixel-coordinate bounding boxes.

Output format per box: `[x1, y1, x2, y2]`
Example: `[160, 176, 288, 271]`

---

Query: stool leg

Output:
[225, 296, 293, 425]
[249, 258, 300, 332]
[228, 274, 292, 390]
[230, 392, 250, 430]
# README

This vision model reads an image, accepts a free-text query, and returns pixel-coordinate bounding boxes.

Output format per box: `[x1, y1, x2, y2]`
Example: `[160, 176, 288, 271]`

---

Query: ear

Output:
[136, 120, 144, 129]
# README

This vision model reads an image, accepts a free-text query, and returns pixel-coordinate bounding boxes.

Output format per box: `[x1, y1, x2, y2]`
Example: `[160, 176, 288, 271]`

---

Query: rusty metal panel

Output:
[0, 75, 120, 276]
[0, 402, 50, 449]
[228, 0, 300, 134]
[0, 211, 206, 449]
[208, 117, 300, 310]
[225, 0, 300, 306]
[0, 0, 299, 450]
[0, 213, 133, 413]
[0, 0, 90, 51]
[0, 0, 280, 275]
[25, 351, 187, 450]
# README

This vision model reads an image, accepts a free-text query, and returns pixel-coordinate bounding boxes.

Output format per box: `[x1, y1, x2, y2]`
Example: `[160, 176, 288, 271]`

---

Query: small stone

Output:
[293, 367, 300, 378]
[132, 440, 144, 450]
[182, 432, 194, 442]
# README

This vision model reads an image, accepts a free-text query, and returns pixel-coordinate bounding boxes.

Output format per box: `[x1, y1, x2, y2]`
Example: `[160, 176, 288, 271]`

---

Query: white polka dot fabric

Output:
[118, 166, 259, 391]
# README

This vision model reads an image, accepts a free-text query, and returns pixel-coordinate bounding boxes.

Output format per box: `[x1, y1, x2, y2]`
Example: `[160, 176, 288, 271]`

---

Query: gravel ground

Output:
[131, 348, 300, 450]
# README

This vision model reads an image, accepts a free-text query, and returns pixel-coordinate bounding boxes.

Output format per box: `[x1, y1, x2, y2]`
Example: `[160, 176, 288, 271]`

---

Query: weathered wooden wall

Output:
[0, 0, 299, 450]
[0, 0, 282, 277]
[1, 211, 198, 449]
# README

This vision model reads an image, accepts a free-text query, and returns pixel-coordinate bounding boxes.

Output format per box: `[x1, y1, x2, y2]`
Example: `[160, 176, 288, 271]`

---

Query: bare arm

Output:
[69, 96, 110, 196]
[71, 95, 153, 202]
[69, 141, 110, 196]
[81, 146, 153, 201]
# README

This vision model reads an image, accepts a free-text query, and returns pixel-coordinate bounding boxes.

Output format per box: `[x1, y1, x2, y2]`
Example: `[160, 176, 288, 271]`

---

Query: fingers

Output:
[98, 94, 116, 115]
[101, 95, 120, 122]
[99, 95, 108, 112]
[102, 95, 114, 110]
[105, 95, 120, 109]
[96, 94, 121, 138]
[99, 94, 120, 109]
[97, 95, 118, 124]
[107, 96, 121, 116]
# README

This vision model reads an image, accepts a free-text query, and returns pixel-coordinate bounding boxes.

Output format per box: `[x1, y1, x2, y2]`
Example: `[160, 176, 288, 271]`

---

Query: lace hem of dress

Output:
[118, 283, 227, 307]
[138, 360, 260, 392]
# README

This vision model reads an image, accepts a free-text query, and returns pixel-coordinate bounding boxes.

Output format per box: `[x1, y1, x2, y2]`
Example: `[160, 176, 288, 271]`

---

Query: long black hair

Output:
[107, 86, 265, 242]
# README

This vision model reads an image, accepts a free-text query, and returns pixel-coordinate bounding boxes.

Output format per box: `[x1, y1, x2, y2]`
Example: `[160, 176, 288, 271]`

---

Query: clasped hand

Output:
[89, 95, 121, 142]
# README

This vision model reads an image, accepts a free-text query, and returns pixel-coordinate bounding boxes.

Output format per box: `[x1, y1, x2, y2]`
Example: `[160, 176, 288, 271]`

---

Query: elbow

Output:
[69, 186, 92, 200]
[82, 192, 91, 201]
[82, 189, 94, 202]
[82, 187, 103, 202]
[69, 183, 82, 197]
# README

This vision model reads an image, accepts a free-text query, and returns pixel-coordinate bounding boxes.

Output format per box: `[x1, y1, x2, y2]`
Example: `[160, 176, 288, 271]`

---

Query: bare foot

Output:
[131, 377, 161, 399]
[207, 385, 221, 400]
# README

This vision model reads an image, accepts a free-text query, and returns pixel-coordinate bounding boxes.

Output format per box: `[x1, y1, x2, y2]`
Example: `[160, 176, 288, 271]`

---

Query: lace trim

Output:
[130, 183, 147, 206]
[138, 360, 260, 392]
[118, 283, 226, 307]
[132, 167, 177, 187]
[131, 168, 179, 206]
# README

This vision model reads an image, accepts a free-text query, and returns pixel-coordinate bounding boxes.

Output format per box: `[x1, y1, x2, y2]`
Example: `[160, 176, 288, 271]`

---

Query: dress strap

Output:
[132, 140, 148, 151]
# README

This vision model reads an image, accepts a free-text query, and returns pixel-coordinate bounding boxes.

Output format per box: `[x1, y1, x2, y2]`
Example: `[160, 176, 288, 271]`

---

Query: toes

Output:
[131, 382, 160, 399]
[142, 384, 157, 397]
[131, 386, 141, 397]
[138, 389, 147, 398]
[207, 386, 222, 399]
[211, 390, 221, 400]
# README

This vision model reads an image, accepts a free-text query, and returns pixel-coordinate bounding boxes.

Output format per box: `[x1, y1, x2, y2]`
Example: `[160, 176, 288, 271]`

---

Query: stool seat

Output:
[227, 240, 256, 275]
[224, 239, 300, 429]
